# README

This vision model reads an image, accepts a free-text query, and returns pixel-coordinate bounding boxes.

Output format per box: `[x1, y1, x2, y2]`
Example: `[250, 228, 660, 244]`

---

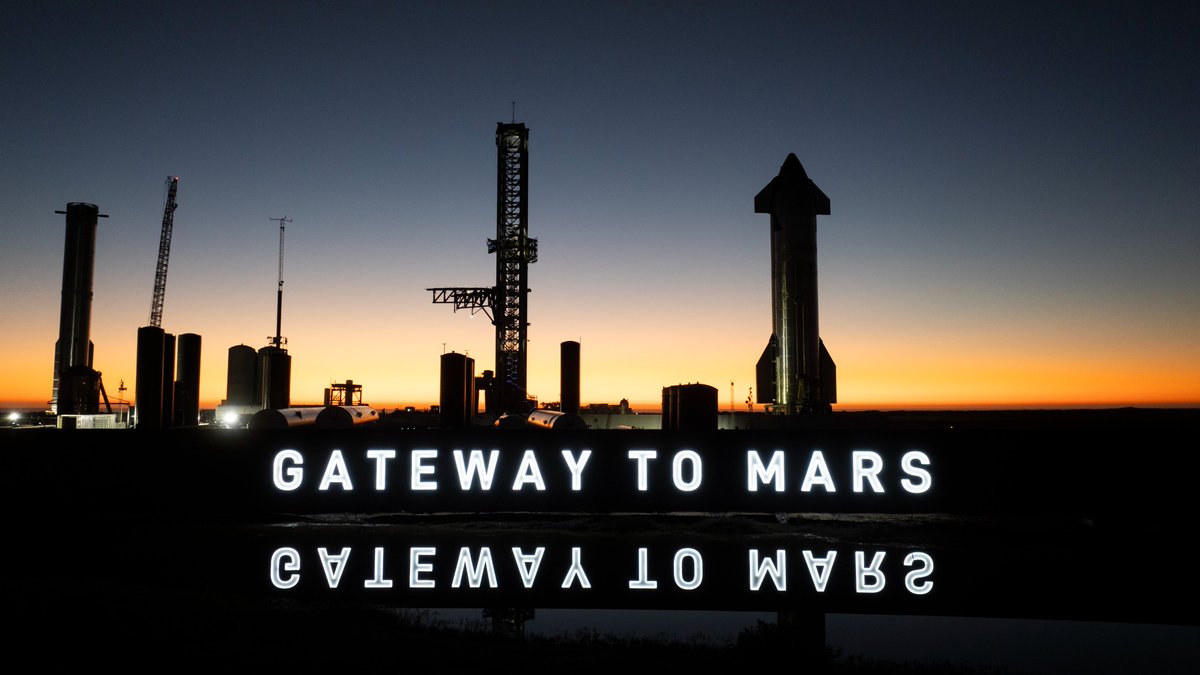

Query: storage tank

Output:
[135, 325, 165, 429]
[661, 386, 676, 431]
[226, 344, 258, 406]
[527, 409, 587, 430]
[259, 346, 291, 410]
[675, 383, 718, 432]
[173, 333, 201, 426]
[248, 406, 320, 429]
[160, 332, 176, 428]
[439, 352, 475, 429]
[560, 341, 580, 414]
[314, 405, 380, 428]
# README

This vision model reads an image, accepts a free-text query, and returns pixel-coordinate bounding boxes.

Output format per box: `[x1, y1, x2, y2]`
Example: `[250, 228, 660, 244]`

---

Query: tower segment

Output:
[430, 122, 537, 416]
[491, 123, 537, 413]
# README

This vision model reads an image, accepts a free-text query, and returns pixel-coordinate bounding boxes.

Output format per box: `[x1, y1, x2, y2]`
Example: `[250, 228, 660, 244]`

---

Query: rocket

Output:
[754, 154, 836, 414]
[53, 202, 105, 415]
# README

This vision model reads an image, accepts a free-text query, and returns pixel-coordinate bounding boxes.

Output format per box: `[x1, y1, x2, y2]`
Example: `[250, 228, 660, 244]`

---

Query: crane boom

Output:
[148, 176, 180, 327]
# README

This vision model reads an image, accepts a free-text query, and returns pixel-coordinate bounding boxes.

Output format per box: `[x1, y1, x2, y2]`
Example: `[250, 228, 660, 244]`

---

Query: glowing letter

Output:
[452, 547, 498, 588]
[802, 550, 837, 592]
[366, 449, 396, 490]
[561, 547, 592, 589]
[628, 449, 657, 491]
[901, 451, 932, 494]
[273, 449, 303, 491]
[270, 547, 300, 589]
[747, 450, 785, 492]
[319, 449, 353, 491]
[629, 547, 658, 589]
[561, 449, 592, 491]
[904, 552, 934, 595]
[512, 449, 547, 491]
[364, 546, 393, 588]
[409, 547, 436, 588]
[512, 547, 546, 588]
[855, 551, 886, 593]
[749, 549, 787, 591]
[801, 450, 836, 493]
[453, 449, 499, 490]
[411, 449, 438, 491]
[852, 451, 885, 493]
[319, 547, 351, 588]
[673, 548, 703, 590]
[672, 450, 702, 492]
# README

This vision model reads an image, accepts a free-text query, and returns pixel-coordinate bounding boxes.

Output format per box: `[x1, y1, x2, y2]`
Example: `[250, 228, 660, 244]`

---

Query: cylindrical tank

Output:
[226, 344, 258, 406]
[440, 352, 475, 429]
[161, 332, 176, 428]
[526, 409, 587, 430]
[667, 385, 678, 428]
[135, 326, 165, 429]
[248, 406, 320, 429]
[675, 383, 718, 432]
[54, 203, 101, 414]
[493, 413, 526, 429]
[259, 346, 291, 409]
[314, 405, 380, 428]
[56, 203, 99, 376]
[173, 333, 201, 426]
[560, 341, 580, 415]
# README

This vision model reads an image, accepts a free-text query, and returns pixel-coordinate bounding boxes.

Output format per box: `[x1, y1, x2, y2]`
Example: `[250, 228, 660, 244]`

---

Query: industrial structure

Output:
[754, 154, 837, 414]
[148, 177, 179, 329]
[260, 216, 293, 410]
[429, 122, 537, 416]
[135, 177, 199, 429]
[560, 340, 580, 415]
[52, 202, 117, 426]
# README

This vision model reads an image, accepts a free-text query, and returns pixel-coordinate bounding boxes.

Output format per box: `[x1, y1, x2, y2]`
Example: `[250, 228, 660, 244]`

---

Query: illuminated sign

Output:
[255, 530, 937, 609]
[264, 441, 934, 513]
[272, 448, 932, 494]
[269, 545, 933, 594]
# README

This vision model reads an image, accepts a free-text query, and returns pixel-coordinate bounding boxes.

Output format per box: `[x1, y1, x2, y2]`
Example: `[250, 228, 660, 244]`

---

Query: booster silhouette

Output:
[754, 154, 836, 414]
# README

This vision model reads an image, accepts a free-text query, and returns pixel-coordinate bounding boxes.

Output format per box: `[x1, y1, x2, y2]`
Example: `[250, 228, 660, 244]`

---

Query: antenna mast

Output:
[268, 216, 291, 348]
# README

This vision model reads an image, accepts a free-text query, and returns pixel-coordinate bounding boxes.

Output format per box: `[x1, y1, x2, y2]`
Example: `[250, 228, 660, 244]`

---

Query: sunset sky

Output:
[1, 1, 1197, 411]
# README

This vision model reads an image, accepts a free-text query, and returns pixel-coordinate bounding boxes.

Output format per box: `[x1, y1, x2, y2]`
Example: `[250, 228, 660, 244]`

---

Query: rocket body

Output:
[755, 154, 835, 413]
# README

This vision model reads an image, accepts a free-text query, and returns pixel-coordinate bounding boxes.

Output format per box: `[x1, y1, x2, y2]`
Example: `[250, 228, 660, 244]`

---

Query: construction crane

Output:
[148, 176, 180, 327]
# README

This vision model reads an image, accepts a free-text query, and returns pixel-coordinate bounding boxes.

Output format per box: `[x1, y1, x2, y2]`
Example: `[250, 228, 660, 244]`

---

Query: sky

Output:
[1, 1, 1197, 411]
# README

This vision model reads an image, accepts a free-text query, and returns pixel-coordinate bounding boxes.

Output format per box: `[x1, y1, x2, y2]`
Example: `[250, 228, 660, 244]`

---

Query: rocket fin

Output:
[819, 338, 836, 404]
[756, 335, 777, 404]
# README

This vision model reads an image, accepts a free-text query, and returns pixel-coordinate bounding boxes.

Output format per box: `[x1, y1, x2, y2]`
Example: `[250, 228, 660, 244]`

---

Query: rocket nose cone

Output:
[780, 153, 809, 179]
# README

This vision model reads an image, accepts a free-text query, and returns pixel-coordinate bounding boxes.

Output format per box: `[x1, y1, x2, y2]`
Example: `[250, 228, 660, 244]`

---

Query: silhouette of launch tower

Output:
[429, 123, 538, 415]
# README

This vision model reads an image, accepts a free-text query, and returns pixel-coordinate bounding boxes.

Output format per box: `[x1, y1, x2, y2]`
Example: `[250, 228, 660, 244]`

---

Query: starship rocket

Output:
[754, 153, 836, 414]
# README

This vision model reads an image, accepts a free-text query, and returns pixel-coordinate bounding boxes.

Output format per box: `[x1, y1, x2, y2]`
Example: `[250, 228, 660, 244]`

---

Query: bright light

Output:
[7, 412, 19, 423]
[222, 412, 239, 426]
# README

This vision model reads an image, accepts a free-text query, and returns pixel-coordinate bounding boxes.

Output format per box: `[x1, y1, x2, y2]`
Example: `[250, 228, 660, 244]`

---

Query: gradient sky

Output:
[2, 1, 1197, 410]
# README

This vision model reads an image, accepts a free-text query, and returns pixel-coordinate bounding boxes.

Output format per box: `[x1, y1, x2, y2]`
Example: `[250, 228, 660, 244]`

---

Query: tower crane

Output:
[148, 176, 180, 327]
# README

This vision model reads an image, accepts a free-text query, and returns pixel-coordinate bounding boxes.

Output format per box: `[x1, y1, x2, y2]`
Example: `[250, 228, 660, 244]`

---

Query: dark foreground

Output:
[5, 408, 1199, 672]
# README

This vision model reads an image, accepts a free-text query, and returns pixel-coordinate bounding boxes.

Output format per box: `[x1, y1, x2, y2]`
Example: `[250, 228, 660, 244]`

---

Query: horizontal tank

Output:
[526, 409, 587, 430]
[248, 406, 319, 430]
[314, 405, 379, 429]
